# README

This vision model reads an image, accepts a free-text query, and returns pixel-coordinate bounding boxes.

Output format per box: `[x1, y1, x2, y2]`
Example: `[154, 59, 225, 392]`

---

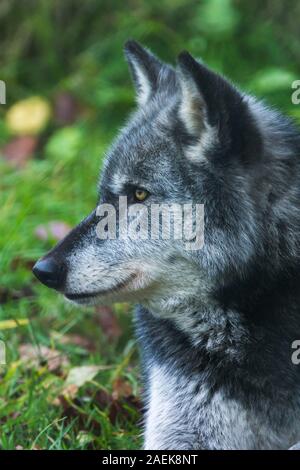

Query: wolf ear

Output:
[177, 52, 207, 138]
[177, 51, 258, 162]
[124, 40, 164, 106]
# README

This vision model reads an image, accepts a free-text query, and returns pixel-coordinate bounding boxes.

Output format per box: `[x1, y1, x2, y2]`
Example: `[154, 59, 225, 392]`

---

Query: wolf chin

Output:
[33, 41, 300, 450]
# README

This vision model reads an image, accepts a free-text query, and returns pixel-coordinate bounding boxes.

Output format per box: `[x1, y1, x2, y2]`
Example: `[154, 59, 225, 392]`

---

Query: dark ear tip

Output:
[177, 50, 196, 68]
[178, 50, 191, 61]
[124, 39, 142, 56]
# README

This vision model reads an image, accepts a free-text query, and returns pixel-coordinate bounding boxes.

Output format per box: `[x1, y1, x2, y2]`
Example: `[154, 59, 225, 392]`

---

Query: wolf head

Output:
[33, 41, 300, 316]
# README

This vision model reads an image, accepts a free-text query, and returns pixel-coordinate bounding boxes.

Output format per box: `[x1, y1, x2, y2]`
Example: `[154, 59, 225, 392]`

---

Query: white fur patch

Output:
[144, 364, 201, 450]
[144, 363, 300, 449]
[184, 125, 217, 162]
[133, 64, 152, 106]
[110, 172, 129, 194]
[178, 71, 217, 162]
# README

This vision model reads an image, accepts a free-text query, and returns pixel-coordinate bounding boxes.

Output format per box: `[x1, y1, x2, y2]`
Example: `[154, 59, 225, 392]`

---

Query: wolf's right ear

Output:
[124, 40, 163, 106]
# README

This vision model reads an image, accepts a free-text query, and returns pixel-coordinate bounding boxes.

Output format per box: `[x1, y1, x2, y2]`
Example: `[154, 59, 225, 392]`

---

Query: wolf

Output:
[33, 41, 300, 450]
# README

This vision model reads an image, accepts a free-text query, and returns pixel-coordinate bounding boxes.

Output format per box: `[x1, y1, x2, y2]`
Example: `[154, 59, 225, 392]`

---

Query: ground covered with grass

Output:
[1, 0, 300, 450]
[0, 130, 142, 449]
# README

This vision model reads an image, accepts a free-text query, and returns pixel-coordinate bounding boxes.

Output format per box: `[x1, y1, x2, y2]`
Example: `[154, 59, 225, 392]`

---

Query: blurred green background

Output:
[0, 0, 300, 450]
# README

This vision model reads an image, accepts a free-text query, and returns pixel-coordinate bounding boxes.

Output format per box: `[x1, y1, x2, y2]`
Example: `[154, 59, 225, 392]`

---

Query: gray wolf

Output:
[33, 41, 300, 449]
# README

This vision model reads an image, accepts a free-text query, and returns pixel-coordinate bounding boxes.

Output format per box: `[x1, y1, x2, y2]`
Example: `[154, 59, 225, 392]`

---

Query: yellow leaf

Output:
[0, 319, 29, 330]
[6, 97, 51, 136]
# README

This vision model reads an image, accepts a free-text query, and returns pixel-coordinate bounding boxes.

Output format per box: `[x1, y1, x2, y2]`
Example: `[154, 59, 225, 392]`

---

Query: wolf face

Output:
[33, 41, 298, 318]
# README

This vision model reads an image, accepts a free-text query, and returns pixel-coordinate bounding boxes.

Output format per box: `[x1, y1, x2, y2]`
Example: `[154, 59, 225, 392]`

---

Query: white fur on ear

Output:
[177, 60, 217, 162]
[178, 67, 205, 136]
[129, 59, 153, 106]
[124, 40, 162, 107]
[184, 125, 218, 163]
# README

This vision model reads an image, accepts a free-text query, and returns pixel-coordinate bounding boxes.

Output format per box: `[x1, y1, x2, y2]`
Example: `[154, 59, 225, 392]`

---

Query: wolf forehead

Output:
[101, 104, 189, 197]
[102, 116, 183, 194]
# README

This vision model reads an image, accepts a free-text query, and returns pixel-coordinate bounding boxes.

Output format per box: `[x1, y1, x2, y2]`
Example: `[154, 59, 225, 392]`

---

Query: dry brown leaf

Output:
[1, 136, 38, 168]
[53, 332, 95, 352]
[55, 365, 104, 403]
[18, 344, 69, 372]
[64, 365, 102, 388]
[112, 377, 133, 401]
[60, 383, 79, 400]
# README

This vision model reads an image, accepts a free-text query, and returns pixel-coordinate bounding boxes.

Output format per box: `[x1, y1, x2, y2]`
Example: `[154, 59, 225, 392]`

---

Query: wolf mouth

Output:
[65, 272, 138, 301]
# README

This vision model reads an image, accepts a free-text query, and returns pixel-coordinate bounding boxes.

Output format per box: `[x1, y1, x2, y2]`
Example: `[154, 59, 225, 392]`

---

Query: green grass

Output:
[0, 123, 142, 450]
[1, 0, 300, 450]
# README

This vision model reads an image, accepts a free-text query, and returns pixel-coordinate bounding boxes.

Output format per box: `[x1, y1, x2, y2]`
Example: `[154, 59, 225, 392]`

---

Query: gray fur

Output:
[34, 42, 300, 450]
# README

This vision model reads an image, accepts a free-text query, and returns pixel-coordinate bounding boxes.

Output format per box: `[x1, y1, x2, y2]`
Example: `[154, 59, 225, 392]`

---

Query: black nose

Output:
[32, 258, 66, 290]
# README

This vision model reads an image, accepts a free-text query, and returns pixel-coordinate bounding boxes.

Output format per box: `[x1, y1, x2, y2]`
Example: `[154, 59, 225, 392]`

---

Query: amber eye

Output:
[134, 188, 149, 202]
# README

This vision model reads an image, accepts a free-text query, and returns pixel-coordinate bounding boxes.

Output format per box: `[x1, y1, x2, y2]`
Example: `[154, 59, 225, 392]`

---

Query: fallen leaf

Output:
[52, 332, 95, 352]
[59, 383, 79, 400]
[1, 136, 38, 168]
[112, 377, 133, 401]
[18, 344, 69, 372]
[34, 221, 71, 242]
[5, 97, 51, 136]
[65, 365, 102, 388]
[95, 306, 122, 341]
[53, 365, 111, 405]
[0, 319, 29, 330]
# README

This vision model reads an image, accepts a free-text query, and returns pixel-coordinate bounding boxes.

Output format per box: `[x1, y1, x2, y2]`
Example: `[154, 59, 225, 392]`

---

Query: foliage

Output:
[0, 0, 300, 450]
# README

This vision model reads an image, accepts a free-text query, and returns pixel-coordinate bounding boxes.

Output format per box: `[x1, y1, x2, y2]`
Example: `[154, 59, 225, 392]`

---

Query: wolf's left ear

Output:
[124, 40, 164, 106]
[177, 51, 260, 162]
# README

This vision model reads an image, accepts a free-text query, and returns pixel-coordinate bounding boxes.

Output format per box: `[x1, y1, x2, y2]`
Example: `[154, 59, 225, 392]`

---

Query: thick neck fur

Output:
[137, 265, 300, 396]
[143, 260, 300, 358]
